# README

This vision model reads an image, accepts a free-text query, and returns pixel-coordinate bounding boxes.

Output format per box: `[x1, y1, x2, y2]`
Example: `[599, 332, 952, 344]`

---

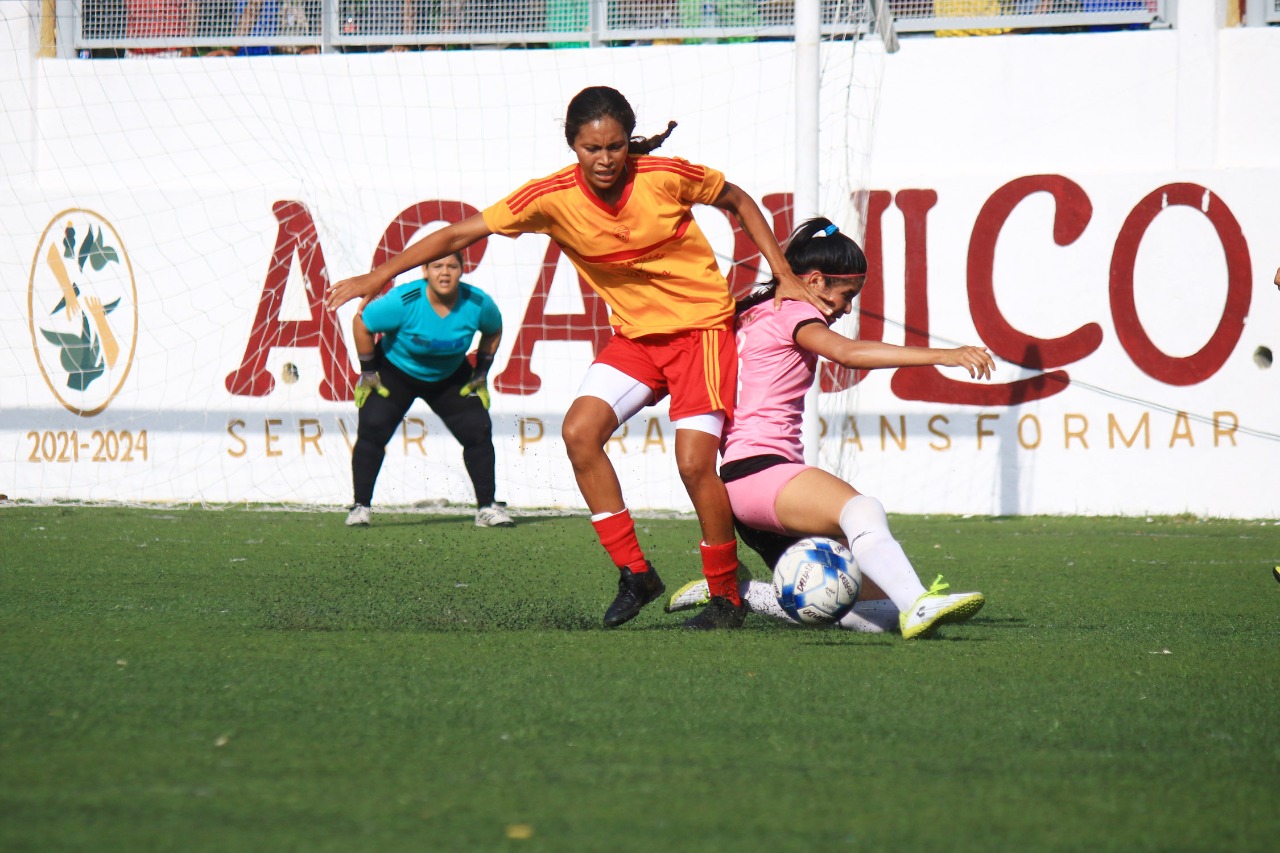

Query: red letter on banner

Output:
[890, 189, 1069, 405]
[225, 201, 356, 400]
[370, 200, 486, 281]
[1110, 183, 1251, 385]
[493, 241, 611, 395]
[968, 175, 1103, 369]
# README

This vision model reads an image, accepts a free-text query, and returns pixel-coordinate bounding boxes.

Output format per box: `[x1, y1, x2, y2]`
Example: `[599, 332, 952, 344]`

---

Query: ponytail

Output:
[629, 120, 678, 155]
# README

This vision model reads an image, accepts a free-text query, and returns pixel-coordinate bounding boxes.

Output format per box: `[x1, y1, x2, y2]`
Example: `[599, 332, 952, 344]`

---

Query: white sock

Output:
[836, 599, 900, 634]
[839, 495, 926, 612]
[742, 580, 794, 621]
[744, 580, 897, 634]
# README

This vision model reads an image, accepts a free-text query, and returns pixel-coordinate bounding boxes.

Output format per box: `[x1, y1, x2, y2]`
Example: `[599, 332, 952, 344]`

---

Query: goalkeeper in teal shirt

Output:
[346, 252, 514, 529]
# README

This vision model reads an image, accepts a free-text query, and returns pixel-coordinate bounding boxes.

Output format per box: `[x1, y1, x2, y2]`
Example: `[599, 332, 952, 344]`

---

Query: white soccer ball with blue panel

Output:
[772, 537, 861, 625]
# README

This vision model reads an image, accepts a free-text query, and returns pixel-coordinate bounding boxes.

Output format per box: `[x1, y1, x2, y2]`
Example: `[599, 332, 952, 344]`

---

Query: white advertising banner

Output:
[1, 11, 1277, 517]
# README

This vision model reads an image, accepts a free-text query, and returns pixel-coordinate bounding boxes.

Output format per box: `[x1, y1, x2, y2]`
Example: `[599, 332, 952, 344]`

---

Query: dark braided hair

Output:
[737, 217, 868, 313]
[564, 86, 677, 155]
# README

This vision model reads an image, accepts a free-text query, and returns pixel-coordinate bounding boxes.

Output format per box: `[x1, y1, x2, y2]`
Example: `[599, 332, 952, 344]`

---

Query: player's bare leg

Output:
[562, 395, 625, 514]
[777, 469, 982, 639]
[563, 395, 664, 626]
[674, 427, 735, 547]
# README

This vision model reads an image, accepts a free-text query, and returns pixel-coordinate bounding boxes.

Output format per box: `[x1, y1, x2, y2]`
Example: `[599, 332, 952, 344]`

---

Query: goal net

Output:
[1, 0, 889, 510]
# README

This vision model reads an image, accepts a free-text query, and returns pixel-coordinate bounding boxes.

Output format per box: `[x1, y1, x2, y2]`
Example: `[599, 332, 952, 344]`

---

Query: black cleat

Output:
[682, 595, 746, 630]
[602, 563, 665, 628]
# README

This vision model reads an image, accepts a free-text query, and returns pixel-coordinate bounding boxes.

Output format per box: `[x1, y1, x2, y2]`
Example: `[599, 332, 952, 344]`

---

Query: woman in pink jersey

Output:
[698, 217, 996, 638]
[326, 86, 819, 630]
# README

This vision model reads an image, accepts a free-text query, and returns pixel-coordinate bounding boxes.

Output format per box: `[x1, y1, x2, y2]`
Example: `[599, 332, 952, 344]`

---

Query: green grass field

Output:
[1, 506, 1277, 851]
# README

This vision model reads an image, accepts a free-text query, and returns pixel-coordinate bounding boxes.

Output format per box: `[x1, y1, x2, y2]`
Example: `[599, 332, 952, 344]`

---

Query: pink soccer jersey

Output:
[721, 299, 827, 465]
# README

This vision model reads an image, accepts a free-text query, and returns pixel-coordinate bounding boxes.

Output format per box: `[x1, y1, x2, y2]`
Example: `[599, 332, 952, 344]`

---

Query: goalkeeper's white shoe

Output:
[475, 504, 515, 528]
[345, 504, 371, 527]
[664, 579, 710, 613]
[899, 575, 984, 640]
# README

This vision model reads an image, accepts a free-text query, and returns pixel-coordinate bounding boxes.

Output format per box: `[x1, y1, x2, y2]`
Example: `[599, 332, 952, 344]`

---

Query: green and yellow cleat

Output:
[899, 575, 985, 640]
[664, 578, 711, 613]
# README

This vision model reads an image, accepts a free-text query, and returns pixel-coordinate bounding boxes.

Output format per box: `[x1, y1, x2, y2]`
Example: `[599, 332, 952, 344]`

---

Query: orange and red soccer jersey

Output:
[482, 156, 733, 338]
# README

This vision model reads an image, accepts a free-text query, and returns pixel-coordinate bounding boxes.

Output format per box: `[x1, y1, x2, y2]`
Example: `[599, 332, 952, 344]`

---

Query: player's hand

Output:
[459, 376, 490, 410]
[326, 272, 387, 313]
[773, 270, 835, 318]
[945, 346, 996, 380]
[354, 372, 390, 408]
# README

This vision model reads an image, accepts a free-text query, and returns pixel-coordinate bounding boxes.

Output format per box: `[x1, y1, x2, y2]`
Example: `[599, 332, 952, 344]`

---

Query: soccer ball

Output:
[772, 537, 861, 625]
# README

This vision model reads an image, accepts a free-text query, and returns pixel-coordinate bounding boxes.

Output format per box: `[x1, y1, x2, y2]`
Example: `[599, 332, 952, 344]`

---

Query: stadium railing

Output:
[56, 1, 1175, 58]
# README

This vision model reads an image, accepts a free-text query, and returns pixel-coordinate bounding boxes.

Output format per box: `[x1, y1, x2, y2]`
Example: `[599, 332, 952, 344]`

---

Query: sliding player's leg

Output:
[774, 473, 931, 612]
[668, 513, 899, 633]
[782, 479, 984, 639]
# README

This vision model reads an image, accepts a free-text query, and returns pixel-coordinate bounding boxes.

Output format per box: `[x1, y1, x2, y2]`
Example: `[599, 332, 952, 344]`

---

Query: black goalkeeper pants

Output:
[351, 354, 496, 509]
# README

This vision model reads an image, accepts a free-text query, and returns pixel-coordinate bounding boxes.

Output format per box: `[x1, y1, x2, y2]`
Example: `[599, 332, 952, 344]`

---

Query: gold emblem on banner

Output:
[28, 209, 138, 416]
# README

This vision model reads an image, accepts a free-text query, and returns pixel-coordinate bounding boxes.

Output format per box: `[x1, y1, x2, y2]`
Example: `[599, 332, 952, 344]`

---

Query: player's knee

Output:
[674, 452, 716, 486]
[561, 413, 608, 461]
[839, 495, 894, 550]
[454, 414, 492, 446]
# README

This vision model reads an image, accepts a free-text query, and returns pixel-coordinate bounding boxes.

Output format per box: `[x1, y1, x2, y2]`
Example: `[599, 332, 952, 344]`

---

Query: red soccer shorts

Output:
[594, 326, 736, 421]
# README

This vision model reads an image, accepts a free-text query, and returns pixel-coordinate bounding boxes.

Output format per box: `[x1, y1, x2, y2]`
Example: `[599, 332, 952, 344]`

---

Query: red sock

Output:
[701, 540, 741, 605]
[591, 510, 648, 573]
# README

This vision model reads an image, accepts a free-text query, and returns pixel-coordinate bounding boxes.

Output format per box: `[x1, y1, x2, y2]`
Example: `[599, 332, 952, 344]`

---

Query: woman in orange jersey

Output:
[327, 86, 819, 630]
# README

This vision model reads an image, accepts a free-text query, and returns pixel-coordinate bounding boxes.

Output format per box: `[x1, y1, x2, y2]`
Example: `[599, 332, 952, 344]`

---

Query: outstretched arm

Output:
[711, 183, 832, 316]
[325, 214, 494, 312]
[796, 323, 996, 380]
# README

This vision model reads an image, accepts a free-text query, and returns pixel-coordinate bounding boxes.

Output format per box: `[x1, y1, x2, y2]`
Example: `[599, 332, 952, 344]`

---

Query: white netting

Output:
[1, 1, 888, 509]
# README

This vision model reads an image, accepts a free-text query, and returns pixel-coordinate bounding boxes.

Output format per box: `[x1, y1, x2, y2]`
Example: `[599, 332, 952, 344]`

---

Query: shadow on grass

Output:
[793, 635, 897, 647]
[971, 615, 1025, 629]
[351, 515, 568, 530]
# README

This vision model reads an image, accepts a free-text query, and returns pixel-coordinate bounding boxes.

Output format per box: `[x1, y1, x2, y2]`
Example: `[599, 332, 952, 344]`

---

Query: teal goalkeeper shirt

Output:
[360, 280, 502, 382]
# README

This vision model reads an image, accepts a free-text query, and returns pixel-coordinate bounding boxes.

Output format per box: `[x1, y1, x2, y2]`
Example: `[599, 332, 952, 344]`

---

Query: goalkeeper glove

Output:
[459, 375, 490, 410]
[459, 351, 494, 410]
[354, 371, 389, 409]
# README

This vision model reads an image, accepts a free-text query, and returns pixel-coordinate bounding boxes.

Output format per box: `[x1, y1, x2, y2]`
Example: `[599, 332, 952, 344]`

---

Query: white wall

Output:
[2, 8, 1277, 517]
